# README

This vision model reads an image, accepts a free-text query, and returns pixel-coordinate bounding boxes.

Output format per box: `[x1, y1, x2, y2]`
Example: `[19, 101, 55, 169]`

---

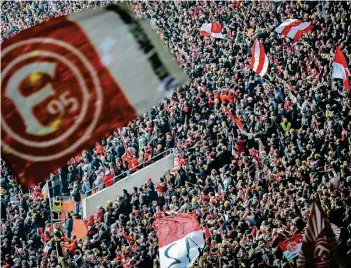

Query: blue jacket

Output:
[65, 216, 73, 231]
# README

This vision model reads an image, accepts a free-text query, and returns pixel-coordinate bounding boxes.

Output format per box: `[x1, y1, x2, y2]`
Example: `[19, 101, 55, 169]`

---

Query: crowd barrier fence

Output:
[82, 151, 175, 218]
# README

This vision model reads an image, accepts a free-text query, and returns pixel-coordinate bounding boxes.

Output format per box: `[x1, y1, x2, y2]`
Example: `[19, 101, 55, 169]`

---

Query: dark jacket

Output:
[65, 216, 73, 231]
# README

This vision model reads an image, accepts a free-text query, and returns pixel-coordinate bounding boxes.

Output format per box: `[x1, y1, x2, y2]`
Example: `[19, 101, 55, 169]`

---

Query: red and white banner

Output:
[250, 39, 269, 77]
[275, 19, 313, 41]
[297, 202, 339, 268]
[279, 233, 302, 261]
[332, 45, 350, 92]
[1, 5, 188, 189]
[200, 23, 223, 39]
[155, 214, 205, 268]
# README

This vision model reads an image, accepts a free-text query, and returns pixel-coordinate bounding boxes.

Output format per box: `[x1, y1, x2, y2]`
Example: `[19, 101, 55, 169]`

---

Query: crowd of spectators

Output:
[1, 1, 351, 268]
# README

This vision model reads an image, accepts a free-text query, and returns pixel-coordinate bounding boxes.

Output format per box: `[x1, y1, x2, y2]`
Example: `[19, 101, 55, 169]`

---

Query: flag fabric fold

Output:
[200, 22, 223, 39]
[275, 19, 313, 41]
[1, 4, 189, 189]
[297, 201, 339, 268]
[250, 39, 269, 77]
[155, 213, 205, 268]
[332, 45, 350, 92]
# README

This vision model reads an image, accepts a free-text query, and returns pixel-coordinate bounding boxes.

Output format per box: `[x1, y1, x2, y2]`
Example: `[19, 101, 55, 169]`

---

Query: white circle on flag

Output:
[1, 38, 103, 161]
[2, 51, 89, 147]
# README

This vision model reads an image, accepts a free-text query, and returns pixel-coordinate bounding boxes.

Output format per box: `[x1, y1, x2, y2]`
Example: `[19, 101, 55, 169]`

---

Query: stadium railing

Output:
[82, 149, 176, 218]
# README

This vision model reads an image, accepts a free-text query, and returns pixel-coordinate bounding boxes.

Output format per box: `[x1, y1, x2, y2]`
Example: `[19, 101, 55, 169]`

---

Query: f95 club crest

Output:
[1, 5, 188, 188]
[2, 37, 103, 162]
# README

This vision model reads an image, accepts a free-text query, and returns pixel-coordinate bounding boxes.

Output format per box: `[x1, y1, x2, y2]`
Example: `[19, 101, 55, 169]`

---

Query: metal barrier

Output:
[82, 151, 175, 219]
[85, 148, 174, 196]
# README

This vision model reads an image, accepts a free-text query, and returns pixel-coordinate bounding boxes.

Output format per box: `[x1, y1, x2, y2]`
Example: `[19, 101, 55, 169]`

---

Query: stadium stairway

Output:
[60, 198, 87, 240]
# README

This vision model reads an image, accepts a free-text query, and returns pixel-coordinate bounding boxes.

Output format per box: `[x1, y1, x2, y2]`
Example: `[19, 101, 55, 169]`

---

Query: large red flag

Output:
[297, 202, 339, 268]
[155, 213, 205, 268]
[1, 4, 188, 189]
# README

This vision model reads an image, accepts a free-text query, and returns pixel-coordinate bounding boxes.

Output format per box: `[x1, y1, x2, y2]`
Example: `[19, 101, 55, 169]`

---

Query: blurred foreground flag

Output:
[297, 202, 339, 268]
[1, 4, 188, 189]
[154, 214, 205, 268]
[332, 45, 350, 92]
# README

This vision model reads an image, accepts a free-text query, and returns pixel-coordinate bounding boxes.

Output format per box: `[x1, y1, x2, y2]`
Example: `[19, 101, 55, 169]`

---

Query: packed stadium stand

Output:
[1, 1, 351, 267]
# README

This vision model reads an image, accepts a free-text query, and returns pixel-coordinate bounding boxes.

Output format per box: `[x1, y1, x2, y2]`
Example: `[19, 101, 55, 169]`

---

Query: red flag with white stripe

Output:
[200, 23, 223, 39]
[250, 39, 269, 77]
[332, 45, 350, 92]
[297, 202, 339, 268]
[275, 19, 313, 41]
[1, 4, 188, 189]
[155, 213, 205, 268]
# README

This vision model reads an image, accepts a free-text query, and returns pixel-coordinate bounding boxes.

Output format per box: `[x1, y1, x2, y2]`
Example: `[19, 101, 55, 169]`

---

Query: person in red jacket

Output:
[32, 186, 44, 201]
[101, 170, 114, 188]
[235, 136, 246, 155]
[61, 235, 77, 255]
[128, 157, 139, 172]
[220, 89, 229, 104]
[228, 90, 235, 103]
[96, 206, 104, 222]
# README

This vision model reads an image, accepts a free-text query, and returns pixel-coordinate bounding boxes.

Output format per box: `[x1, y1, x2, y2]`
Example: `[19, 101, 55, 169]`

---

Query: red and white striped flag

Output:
[155, 213, 205, 268]
[275, 19, 313, 41]
[297, 202, 339, 268]
[200, 23, 223, 39]
[250, 39, 269, 77]
[1, 4, 188, 189]
[332, 45, 350, 92]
